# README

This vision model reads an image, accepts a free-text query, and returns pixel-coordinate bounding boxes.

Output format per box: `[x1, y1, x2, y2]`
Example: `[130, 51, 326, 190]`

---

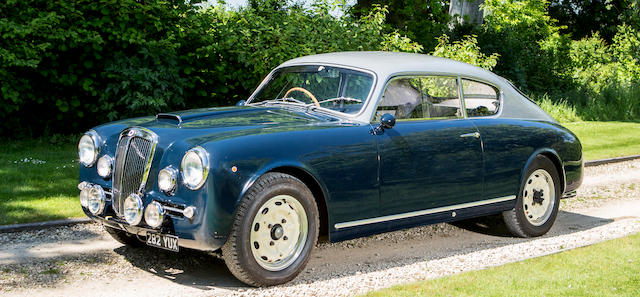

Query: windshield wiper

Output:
[252, 97, 306, 106]
[307, 97, 362, 106]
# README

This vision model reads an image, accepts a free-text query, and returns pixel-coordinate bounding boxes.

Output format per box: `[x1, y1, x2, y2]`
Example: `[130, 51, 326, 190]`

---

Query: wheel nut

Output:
[282, 219, 286, 224]
[283, 236, 288, 241]
[270, 241, 274, 246]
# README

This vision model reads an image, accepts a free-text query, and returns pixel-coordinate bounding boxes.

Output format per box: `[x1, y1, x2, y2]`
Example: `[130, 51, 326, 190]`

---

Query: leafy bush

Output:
[533, 94, 582, 123]
[0, 0, 420, 137]
[431, 34, 499, 70]
[0, 0, 199, 136]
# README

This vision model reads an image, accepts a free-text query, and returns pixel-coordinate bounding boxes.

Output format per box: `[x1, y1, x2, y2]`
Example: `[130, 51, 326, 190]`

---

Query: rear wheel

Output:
[503, 155, 561, 237]
[104, 226, 144, 247]
[222, 172, 319, 286]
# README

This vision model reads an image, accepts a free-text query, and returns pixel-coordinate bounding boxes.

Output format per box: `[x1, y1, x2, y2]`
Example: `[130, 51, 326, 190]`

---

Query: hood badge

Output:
[127, 130, 135, 137]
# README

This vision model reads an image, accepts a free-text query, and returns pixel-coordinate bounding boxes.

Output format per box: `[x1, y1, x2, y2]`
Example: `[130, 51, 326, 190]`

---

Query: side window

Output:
[462, 79, 500, 117]
[374, 76, 462, 121]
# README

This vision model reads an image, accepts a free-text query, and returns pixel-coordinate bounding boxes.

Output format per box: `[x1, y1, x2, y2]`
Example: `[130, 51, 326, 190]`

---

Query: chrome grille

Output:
[112, 127, 158, 216]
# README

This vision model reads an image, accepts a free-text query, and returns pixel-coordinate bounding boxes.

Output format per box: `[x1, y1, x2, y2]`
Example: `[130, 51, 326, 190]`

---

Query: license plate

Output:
[146, 232, 179, 252]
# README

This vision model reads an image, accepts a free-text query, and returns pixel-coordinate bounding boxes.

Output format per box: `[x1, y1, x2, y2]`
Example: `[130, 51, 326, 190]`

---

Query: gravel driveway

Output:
[1, 160, 639, 297]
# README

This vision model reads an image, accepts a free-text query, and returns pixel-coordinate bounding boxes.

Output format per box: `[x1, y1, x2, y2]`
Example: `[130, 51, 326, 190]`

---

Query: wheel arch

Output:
[521, 148, 566, 194]
[237, 162, 331, 240]
[267, 166, 330, 239]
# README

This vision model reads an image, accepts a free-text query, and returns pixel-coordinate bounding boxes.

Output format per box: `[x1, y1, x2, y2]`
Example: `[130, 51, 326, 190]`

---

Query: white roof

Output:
[275, 51, 555, 123]
[280, 51, 504, 85]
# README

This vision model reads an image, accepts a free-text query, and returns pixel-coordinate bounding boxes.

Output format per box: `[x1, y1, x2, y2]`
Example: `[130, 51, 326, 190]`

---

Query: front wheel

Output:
[222, 172, 319, 286]
[503, 155, 561, 237]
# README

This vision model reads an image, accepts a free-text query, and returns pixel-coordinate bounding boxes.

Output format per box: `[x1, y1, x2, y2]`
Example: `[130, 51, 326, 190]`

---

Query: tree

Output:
[449, 0, 485, 25]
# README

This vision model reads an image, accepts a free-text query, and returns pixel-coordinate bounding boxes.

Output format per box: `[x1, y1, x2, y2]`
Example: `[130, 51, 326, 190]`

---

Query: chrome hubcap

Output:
[522, 169, 556, 226]
[250, 195, 308, 271]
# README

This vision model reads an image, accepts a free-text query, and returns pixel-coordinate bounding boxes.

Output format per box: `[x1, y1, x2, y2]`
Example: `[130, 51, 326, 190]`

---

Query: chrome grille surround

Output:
[111, 127, 158, 217]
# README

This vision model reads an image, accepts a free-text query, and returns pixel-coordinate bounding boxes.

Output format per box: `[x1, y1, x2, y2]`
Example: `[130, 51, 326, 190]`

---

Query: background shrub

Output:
[1, 0, 639, 137]
[0, 0, 421, 137]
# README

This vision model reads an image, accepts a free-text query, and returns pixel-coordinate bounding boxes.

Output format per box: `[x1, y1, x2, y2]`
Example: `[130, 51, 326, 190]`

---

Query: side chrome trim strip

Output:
[334, 195, 516, 229]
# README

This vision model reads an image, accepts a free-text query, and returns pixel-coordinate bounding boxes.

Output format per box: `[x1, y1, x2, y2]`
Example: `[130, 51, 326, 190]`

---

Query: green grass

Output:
[363, 232, 640, 297]
[565, 121, 640, 160]
[0, 138, 83, 225]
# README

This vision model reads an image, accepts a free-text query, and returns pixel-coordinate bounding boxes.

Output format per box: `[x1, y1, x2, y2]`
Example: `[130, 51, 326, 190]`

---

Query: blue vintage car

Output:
[77, 52, 583, 286]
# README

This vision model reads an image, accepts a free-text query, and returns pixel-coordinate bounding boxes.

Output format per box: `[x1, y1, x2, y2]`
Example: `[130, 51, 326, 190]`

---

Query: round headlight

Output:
[144, 201, 165, 228]
[78, 131, 100, 167]
[158, 167, 178, 195]
[97, 155, 113, 179]
[79, 186, 90, 208]
[183, 206, 196, 220]
[181, 147, 209, 190]
[123, 194, 143, 225]
[87, 185, 106, 215]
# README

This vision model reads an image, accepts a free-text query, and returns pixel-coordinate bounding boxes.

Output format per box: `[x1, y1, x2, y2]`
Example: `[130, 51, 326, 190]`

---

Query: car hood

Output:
[93, 106, 349, 150]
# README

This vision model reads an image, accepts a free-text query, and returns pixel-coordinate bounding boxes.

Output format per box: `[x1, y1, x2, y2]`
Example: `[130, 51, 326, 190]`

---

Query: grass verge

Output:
[0, 138, 83, 225]
[565, 121, 640, 160]
[363, 232, 640, 297]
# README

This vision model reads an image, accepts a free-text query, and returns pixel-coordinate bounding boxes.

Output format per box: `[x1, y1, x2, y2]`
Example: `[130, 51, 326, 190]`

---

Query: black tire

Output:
[104, 226, 144, 247]
[222, 172, 319, 287]
[502, 155, 561, 238]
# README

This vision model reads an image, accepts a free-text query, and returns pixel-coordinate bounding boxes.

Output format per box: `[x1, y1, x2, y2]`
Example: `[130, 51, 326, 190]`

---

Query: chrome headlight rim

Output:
[158, 166, 178, 195]
[96, 155, 114, 179]
[78, 130, 101, 167]
[181, 146, 210, 190]
[123, 193, 144, 226]
[144, 201, 165, 229]
[79, 183, 90, 208]
[87, 185, 106, 215]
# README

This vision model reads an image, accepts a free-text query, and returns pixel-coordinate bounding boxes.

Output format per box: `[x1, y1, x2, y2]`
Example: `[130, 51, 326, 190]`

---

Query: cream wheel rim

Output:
[250, 195, 308, 271]
[522, 169, 556, 226]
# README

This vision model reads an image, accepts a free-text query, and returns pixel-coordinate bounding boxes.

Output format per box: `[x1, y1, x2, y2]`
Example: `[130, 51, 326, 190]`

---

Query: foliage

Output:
[0, 0, 420, 137]
[431, 35, 499, 70]
[0, 0, 200, 136]
[477, 0, 568, 92]
[350, 0, 450, 50]
[548, 0, 640, 42]
[533, 94, 582, 123]
[444, 0, 640, 122]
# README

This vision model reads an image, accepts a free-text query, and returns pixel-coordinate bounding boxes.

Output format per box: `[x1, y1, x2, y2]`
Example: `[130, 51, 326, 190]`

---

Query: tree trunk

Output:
[449, 0, 485, 25]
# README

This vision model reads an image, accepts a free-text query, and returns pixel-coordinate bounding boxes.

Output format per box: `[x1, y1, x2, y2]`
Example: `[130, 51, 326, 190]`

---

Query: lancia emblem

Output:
[127, 130, 135, 137]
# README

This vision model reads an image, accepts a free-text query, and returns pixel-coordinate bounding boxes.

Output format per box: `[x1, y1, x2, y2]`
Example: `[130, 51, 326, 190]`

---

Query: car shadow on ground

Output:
[110, 209, 614, 291]
[450, 210, 612, 237]
[113, 246, 245, 289]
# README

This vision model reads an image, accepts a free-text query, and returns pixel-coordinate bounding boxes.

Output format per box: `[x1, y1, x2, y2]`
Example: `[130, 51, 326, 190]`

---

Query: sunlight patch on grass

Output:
[363, 232, 640, 297]
[0, 138, 83, 225]
[565, 121, 640, 160]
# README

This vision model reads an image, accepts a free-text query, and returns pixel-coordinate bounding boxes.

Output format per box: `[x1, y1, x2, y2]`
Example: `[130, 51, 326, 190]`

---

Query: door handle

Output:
[460, 132, 480, 139]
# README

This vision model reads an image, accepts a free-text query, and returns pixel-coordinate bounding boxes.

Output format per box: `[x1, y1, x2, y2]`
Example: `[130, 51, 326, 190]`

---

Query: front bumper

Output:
[90, 215, 224, 251]
[80, 182, 226, 252]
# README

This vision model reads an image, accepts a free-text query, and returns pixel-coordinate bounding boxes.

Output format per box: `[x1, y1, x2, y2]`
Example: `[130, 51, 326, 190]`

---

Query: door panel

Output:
[377, 119, 483, 216]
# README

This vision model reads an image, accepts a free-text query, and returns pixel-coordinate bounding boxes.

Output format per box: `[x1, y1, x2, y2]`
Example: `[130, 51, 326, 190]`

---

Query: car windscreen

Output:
[248, 65, 374, 115]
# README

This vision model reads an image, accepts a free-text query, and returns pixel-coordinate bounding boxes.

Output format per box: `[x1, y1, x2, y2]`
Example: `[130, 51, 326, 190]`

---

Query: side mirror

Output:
[380, 113, 396, 129]
[373, 113, 396, 135]
[236, 100, 246, 106]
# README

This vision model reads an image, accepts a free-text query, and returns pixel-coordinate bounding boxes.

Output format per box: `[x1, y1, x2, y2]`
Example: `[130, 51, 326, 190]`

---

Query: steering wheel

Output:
[283, 87, 320, 107]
